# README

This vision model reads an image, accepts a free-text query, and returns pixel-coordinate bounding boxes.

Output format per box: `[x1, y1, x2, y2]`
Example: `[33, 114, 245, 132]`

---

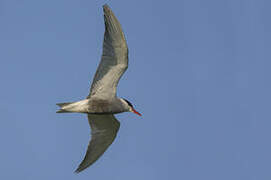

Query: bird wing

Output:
[75, 114, 120, 173]
[87, 4, 128, 99]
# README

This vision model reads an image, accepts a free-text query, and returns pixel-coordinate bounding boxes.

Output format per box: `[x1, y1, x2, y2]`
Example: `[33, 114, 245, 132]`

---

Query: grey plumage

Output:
[75, 114, 120, 173]
[56, 4, 141, 173]
[88, 4, 128, 99]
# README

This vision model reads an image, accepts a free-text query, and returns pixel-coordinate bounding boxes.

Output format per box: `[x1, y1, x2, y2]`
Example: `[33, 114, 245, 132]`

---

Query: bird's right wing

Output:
[87, 4, 128, 99]
[75, 114, 120, 173]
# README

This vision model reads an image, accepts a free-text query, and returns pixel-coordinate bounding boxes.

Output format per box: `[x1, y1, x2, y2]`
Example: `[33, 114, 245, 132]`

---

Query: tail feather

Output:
[56, 109, 70, 113]
[56, 102, 72, 107]
[56, 102, 73, 113]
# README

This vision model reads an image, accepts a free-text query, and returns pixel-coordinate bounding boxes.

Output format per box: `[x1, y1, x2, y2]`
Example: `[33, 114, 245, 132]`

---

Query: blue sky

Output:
[0, 0, 271, 179]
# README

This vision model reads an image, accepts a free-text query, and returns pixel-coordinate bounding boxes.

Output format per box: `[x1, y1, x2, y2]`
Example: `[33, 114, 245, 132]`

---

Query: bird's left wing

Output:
[75, 114, 120, 173]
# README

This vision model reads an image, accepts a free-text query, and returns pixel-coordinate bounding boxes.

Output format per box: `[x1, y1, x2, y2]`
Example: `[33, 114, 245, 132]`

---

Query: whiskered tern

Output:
[57, 4, 141, 173]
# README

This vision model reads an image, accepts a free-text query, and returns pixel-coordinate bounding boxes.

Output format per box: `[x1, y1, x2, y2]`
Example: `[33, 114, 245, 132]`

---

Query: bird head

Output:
[121, 98, 141, 116]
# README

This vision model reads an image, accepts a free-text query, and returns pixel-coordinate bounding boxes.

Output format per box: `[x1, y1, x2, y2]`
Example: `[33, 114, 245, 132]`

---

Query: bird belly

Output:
[61, 99, 90, 113]
[87, 99, 124, 114]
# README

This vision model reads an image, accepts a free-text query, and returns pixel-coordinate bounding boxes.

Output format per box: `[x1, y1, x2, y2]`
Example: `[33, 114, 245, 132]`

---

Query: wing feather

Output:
[88, 5, 128, 99]
[75, 114, 120, 173]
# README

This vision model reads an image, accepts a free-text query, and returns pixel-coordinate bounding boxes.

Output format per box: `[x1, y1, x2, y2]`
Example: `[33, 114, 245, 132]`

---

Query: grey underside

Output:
[56, 98, 124, 114]
[75, 114, 120, 173]
[56, 3, 128, 173]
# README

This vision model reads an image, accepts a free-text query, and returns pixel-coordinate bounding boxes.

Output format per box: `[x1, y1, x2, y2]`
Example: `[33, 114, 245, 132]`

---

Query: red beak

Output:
[132, 108, 142, 116]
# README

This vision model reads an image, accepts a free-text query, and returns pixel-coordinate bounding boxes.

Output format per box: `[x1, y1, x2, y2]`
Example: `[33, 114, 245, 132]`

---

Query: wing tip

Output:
[74, 168, 82, 174]
[103, 4, 111, 13]
[74, 164, 89, 174]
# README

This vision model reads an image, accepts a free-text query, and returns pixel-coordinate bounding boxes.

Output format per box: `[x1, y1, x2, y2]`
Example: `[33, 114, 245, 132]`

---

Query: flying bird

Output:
[56, 4, 141, 173]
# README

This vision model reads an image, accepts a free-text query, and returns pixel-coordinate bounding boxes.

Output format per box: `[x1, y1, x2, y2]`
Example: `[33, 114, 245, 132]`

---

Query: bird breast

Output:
[87, 98, 124, 114]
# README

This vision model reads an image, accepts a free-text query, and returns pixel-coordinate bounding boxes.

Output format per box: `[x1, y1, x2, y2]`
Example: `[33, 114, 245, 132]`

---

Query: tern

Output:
[56, 4, 141, 173]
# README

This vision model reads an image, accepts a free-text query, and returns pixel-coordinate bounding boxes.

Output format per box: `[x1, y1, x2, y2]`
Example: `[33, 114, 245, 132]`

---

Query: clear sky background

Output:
[0, 0, 270, 179]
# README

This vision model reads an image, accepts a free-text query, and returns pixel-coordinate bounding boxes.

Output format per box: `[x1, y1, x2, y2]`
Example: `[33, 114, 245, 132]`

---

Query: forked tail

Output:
[56, 102, 73, 113]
